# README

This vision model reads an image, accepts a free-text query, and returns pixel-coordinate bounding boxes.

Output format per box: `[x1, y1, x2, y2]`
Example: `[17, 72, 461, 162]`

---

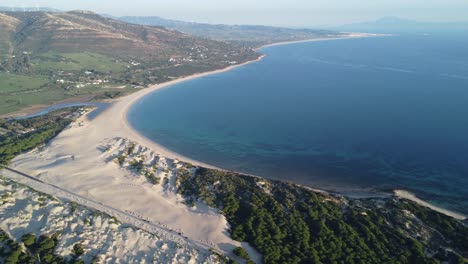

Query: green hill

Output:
[119, 15, 344, 47]
[0, 11, 258, 116]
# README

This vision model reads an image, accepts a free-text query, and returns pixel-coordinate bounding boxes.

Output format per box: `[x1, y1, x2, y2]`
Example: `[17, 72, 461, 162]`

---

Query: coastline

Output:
[394, 190, 466, 220]
[118, 33, 377, 169]
[5, 32, 466, 235]
[118, 34, 466, 221]
[0, 33, 379, 119]
[2, 58, 269, 255]
[256, 32, 387, 50]
[118, 54, 267, 170]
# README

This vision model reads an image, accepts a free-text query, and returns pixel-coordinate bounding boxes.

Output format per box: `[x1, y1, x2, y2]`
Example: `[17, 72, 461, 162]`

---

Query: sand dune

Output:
[3, 60, 265, 260]
[1, 34, 400, 263]
[0, 177, 217, 263]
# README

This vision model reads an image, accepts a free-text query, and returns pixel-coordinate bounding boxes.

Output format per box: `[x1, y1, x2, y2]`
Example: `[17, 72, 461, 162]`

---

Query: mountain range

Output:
[337, 17, 468, 33]
[0, 6, 60, 12]
[0, 10, 255, 62]
[0, 10, 258, 115]
[118, 16, 341, 46]
[0, 9, 348, 115]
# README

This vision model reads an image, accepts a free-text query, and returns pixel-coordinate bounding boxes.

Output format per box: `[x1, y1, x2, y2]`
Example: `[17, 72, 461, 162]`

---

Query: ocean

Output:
[128, 33, 468, 215]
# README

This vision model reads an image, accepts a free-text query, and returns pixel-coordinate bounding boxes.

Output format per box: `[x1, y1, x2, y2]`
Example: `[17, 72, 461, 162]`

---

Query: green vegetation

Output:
[32, 52, 128, 73]
[116, 155, 126, 166]
[70, 202, 78, 214]
[394, 201, 468, 253]
[0, 72, 57, 114]
[72, 243, 84, 258]
[0, 72, 49, 93]
[178, 168, 468, 264]
[0, 53, 140, 115]
[0, 108, 79, 165]
[126, 143, 136, 155]
[1, 230, 64, 263]
[209, 249, 237, 264]
[0, 11, 259, 116]
[163, 178, 169, 185]
[0, 230, 91, 264]
[129, 159, 144, 173]
[0, 230, 32, 264]
[20, 234, 36, 247]
[144, 170, 160, 185]
[233, 247, 249, 260]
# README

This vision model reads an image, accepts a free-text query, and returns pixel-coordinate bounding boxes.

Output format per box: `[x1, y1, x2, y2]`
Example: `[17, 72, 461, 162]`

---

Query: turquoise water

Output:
[128, 33, 468, 215]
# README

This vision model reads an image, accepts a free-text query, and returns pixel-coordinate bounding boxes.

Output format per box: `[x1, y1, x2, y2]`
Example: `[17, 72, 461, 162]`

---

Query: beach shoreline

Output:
[117, 33, 466, 221]
[117, 33, 378, 169]
[256, 32, 388, 50]
[4, 33, 465, 251]
[1, 33, 377, 119]
[394, 190, 466, 220]
[117, 54, 267, 169]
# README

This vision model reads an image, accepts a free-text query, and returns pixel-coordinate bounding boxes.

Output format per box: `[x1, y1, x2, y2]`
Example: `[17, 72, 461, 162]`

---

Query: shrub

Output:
[116, 155, 126, 166]
[21, 234, 36, 247]
[73, 243, 85, 257]
[233, 247, 249, 260]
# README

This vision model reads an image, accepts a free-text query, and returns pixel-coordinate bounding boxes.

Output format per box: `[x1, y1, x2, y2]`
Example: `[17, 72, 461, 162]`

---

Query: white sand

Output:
[257, 33, 387, 50]
[1, 57, 268, 262]
[0, 34, 398, 262]
[394, 190, 466, 220]
[0, 177, 217, 263]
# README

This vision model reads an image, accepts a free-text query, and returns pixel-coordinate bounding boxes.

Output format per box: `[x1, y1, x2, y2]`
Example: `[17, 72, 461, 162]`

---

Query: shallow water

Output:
[15, 102, 110, 120]
[129, 33, 468, 214]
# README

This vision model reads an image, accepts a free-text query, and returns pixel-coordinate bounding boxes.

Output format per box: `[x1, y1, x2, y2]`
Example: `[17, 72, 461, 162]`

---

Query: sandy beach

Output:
[1, 52, 268, 261]
[119, 54, 266, 168]
[257, 32, 386, 50]
[394, 190, 466, 220]
[120, 33, 378, 166]
[1, 32, 465, 262]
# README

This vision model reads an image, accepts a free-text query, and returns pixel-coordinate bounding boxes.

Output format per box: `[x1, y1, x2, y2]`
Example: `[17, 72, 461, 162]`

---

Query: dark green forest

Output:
[178, 168, 468, 264]
[0, 108, 79, 165]
[1, 108, 467, 264]
[0, 230, 87, 264]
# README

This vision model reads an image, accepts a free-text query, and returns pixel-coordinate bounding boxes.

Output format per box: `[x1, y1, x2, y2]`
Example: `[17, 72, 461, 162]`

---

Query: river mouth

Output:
[14, 102, 111, 120]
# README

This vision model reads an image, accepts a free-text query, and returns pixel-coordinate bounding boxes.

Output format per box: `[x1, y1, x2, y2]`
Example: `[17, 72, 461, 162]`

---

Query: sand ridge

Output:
[0, 177, 217, 263]
[1, 50, 269, 262]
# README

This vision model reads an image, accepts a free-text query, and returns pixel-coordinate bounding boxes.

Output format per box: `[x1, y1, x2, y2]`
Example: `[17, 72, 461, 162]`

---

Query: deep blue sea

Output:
[128, 33, 468, 215]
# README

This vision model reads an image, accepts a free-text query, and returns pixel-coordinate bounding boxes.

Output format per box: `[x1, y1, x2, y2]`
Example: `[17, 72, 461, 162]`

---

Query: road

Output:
[0, 166, 225, 257]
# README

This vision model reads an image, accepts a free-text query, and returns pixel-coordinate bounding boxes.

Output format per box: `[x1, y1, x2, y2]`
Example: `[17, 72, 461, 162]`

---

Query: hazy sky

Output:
[1, 0, 468, 27]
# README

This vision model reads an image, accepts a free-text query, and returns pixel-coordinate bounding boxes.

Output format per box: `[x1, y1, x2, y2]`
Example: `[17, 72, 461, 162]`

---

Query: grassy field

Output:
[0, 72, 48, 93]
[0, 86, 136, 115]
[32, 52, 129, 73]
[0, 72, 135, 115]
[0, 88, 67, 115]
[0, 49, 257, 116]
[0, 11, 260, 116]
[0, 52, 137, 115]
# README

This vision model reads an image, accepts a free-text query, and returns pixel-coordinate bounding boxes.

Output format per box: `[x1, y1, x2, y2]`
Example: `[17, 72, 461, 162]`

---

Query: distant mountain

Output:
[0, 10, 258, 115]
[119, 16, 343, 46]
[0, 6, 60, 12]
[0, 10, 256, 62]
[338, 17, 468, 33]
